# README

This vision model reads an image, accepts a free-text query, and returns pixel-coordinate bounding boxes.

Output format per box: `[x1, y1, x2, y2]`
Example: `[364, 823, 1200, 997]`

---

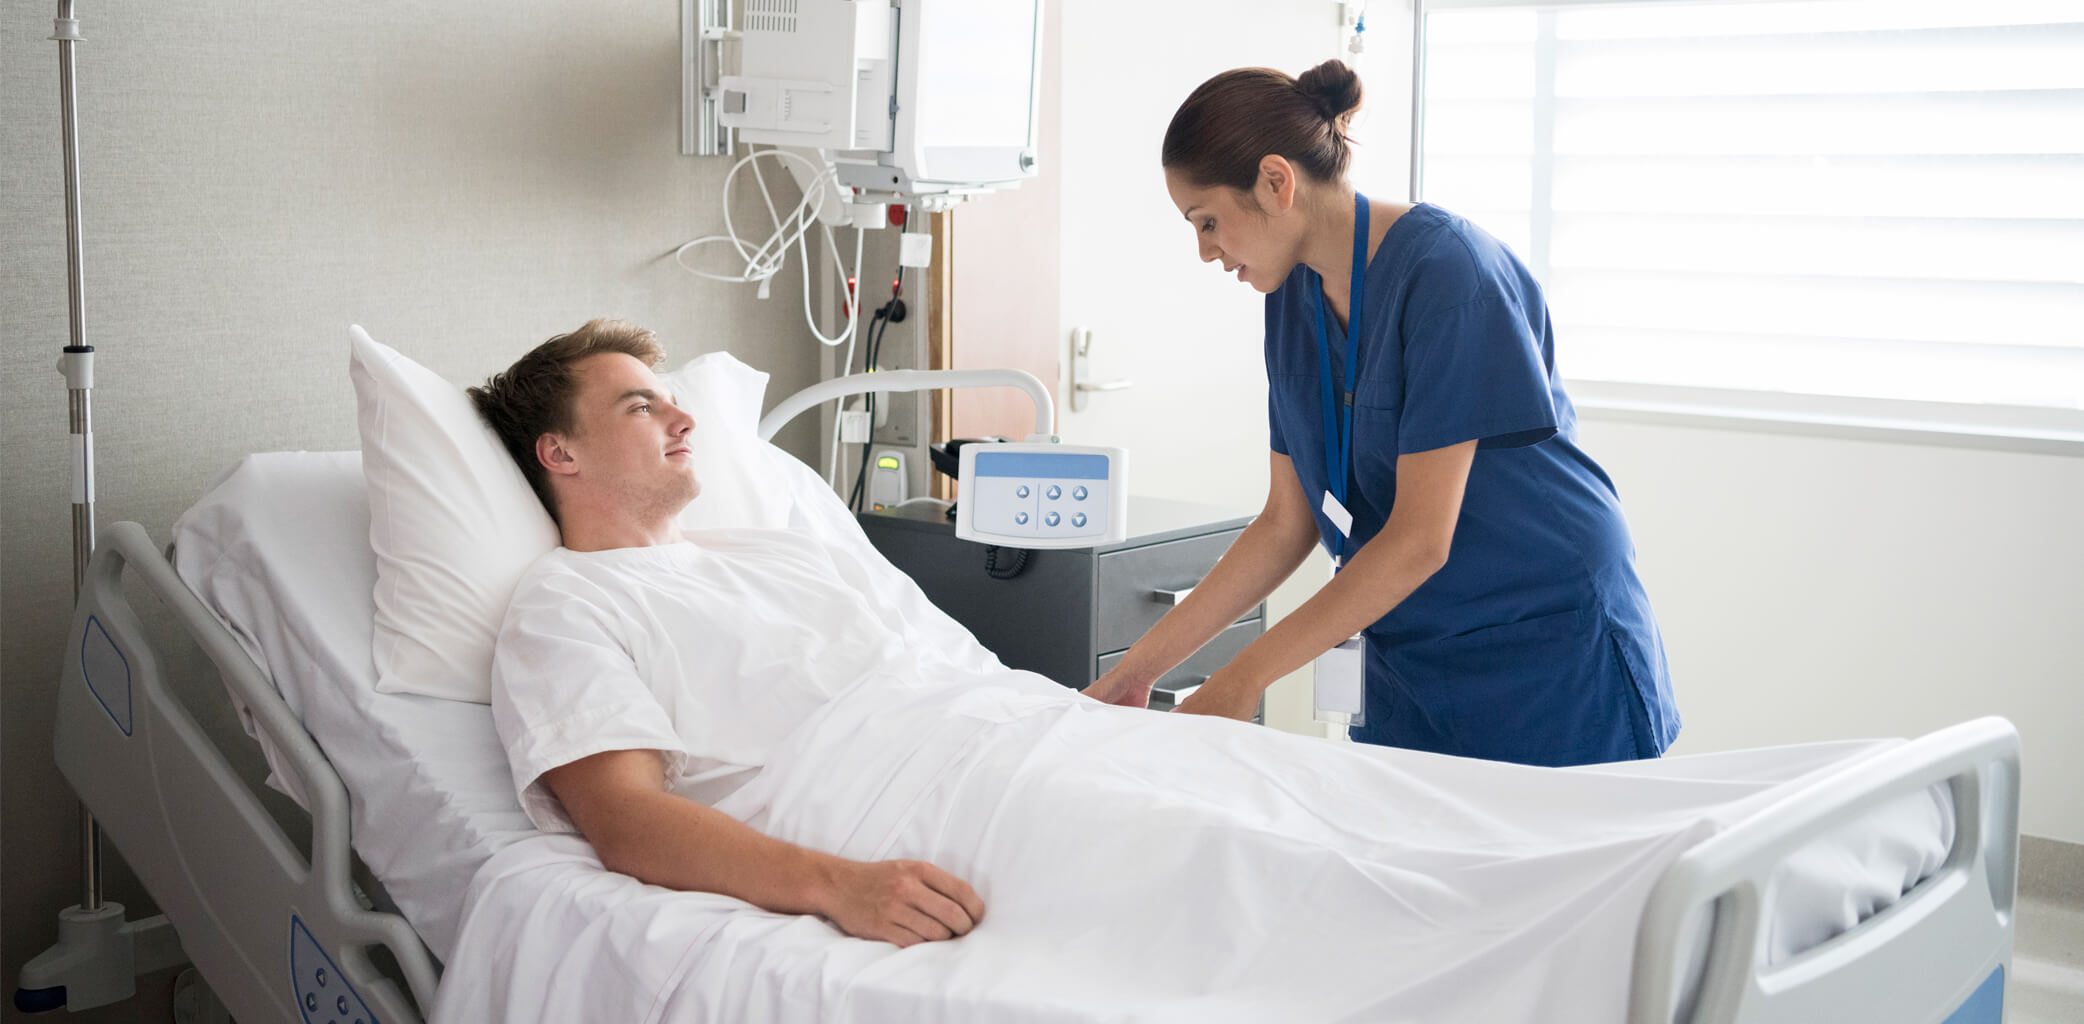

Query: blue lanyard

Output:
[1313, 192, 1369, 566]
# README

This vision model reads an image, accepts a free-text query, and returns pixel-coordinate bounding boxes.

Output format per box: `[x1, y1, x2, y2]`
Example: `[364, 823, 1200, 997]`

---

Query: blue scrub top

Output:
[1266, 203, 1681, 766]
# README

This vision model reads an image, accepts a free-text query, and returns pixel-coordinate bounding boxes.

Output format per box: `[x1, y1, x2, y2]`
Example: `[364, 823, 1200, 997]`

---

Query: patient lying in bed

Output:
[456, 320, 1911, 1021]
[475, 319, 1011, 947]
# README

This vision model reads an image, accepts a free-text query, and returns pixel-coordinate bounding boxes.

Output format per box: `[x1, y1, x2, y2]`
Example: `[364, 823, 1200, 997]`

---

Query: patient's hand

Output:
[1084, 667, 1152, 708]
[819, 858, 986, 948]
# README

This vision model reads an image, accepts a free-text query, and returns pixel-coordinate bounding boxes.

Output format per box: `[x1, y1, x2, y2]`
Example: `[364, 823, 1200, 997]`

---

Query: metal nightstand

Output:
[858, 496, 1264, 714]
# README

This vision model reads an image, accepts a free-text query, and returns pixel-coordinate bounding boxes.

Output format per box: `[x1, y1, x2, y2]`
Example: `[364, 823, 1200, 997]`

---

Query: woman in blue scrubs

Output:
[1084, 60, 1681, 766]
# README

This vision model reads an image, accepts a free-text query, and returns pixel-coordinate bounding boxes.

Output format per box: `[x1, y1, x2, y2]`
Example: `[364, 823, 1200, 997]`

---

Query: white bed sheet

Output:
[170, 450, 1952, 1017]
[428, 677, 1948, 1024]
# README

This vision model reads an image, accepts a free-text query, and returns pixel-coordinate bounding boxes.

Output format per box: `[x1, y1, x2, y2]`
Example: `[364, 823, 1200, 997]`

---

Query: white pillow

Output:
[659, 354, 793, 532]
[350, 325, 783, 704]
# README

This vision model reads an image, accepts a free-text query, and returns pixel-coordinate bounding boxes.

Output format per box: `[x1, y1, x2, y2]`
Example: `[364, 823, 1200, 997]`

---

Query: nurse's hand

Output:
[1171, 670, 1261, 721]
[1083, 667, 1153, 708]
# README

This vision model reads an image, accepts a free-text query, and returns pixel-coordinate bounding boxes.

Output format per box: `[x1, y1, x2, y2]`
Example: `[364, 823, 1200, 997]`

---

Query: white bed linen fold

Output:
[432, 670, 1919, 1024]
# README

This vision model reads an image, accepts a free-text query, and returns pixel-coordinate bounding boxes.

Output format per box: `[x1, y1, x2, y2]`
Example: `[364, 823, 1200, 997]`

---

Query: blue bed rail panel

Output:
[1941, 966, 2003, 1024]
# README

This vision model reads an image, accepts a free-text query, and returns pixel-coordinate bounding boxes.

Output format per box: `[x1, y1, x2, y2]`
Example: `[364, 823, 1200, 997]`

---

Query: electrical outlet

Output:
[840, 409, 871, 444]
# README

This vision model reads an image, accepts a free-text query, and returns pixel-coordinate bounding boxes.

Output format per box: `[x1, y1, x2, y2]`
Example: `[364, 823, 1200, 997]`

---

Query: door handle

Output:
[1152, 586, 1195, 606]
[1069, 327, 1132, 412]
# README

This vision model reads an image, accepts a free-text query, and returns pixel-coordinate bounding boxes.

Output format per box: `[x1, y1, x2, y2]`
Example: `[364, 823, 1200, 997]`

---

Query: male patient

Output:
[469, 318, 986, 948]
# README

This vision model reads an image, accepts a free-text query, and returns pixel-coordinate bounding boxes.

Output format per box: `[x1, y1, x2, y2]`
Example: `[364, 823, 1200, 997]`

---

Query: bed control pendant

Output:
[955, 443, 1128, 549]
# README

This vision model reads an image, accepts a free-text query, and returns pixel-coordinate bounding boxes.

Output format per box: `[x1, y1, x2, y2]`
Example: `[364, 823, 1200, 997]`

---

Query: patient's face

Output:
[559, 353, 701, 518]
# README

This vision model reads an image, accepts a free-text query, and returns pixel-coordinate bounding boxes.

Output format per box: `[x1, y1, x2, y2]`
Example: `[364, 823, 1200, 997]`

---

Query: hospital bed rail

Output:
[53, 521, 436, 1024]
[1630, 715, 2020, 1024]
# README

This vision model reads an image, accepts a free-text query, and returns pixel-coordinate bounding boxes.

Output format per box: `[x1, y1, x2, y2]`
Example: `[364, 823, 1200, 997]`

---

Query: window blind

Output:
[1409, 0, 2084, 412]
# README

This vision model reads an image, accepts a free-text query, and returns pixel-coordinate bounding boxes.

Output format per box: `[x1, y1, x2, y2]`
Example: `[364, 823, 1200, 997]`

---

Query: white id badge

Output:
[1320, 491, 1354, 539]
[1312, 635, 1366, 728]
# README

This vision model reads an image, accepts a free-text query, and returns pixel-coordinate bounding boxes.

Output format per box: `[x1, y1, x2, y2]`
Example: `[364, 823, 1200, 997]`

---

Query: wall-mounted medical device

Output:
[684, 0, 1044, 212]
[954, 443, 1127, 549]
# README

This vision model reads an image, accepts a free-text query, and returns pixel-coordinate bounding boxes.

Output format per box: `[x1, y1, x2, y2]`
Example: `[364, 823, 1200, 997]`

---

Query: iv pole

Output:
[15, 3, 188, 1014]
[55, 0, 103, 916]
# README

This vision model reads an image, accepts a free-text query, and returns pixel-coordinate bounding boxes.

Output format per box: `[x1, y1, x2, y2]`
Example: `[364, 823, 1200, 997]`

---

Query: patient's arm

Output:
[545, 749, 986, 947]
[1085, 451, 1321, 708]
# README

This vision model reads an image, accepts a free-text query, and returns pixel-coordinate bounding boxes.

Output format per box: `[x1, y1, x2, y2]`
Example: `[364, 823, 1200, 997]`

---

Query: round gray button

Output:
[1015, 485, 1030, 498]
[1072, 512, 1088, 528]
[338, 996, 351, 1014]
[1073, 486, 1088, 501]
[1045, 485, 1062, 500]
[1045, 511, 1061, 527]
[1014, 512, 1029, 525]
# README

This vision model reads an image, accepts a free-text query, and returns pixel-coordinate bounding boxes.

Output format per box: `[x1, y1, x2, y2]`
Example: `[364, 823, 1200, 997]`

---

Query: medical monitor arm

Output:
[757, 368, 1055, 444]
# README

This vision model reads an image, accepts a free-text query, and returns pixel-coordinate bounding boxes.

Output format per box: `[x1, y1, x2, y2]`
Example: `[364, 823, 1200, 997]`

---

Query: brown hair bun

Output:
[1162, 60, 1367, 192]
[1295, 59, 1364, 133]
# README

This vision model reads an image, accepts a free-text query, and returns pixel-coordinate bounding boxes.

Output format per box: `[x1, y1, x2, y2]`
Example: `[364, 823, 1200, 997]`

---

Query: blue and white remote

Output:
[955, 443, 1127, 549]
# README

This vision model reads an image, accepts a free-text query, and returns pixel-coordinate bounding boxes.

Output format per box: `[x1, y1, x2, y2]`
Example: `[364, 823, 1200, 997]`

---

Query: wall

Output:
[1578, 418, 2084, 842]
[1, 3, 821, 1019]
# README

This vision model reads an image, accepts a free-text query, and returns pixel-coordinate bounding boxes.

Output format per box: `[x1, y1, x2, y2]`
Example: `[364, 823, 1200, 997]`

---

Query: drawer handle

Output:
[1148, 678, 1206, 711]
[1152, 585, 1196, 606]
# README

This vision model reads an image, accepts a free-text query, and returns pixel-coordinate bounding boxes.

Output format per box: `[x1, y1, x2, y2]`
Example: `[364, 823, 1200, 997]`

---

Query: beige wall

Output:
[1, 4, 820, 1019]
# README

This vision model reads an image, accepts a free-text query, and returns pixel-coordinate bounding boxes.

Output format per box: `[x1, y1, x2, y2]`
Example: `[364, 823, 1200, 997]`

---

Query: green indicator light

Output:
[876, 456, 900, 470]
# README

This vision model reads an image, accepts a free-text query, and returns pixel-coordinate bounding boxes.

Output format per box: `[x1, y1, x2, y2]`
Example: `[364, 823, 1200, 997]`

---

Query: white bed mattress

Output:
[170, 450, 1953, 1017]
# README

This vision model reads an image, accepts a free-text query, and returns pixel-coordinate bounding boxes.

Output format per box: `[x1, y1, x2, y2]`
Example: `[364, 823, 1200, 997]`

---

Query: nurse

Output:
[1084, 60, 1681, 766]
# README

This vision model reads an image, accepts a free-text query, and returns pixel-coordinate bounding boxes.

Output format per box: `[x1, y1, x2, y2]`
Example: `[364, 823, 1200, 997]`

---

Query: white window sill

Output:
[1567, 380, 2084, 458]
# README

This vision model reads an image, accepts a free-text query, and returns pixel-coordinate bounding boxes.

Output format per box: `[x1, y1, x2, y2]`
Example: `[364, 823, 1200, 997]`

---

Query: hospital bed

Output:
[51, 426, 2020, 1022]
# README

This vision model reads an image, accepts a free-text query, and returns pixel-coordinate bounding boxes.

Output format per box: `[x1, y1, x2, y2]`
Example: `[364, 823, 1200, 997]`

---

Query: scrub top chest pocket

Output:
[1267, 371, 1407, 555]
[1346, 375, 1409, 527]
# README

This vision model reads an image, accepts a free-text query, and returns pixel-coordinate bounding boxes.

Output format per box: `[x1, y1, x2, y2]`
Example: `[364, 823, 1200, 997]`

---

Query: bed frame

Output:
[49, 519, 2019, 1023]
[52, 522, 436, 1023]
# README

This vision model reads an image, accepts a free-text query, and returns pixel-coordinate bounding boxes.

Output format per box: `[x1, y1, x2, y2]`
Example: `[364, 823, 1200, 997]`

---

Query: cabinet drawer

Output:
[1096, 617, 1260, 711]
[1094, 530, 1243, 654]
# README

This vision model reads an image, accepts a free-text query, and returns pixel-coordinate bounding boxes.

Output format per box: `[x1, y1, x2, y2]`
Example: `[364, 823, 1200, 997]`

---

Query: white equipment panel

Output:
[956, 443, 1127, 549]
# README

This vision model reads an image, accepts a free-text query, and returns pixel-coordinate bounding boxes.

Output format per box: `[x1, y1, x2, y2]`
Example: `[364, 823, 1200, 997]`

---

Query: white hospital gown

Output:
[491, 527, 993, 832]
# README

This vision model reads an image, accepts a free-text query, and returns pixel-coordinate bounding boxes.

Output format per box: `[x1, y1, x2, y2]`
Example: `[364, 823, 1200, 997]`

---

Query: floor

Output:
[2011, 836, 2084, 1023]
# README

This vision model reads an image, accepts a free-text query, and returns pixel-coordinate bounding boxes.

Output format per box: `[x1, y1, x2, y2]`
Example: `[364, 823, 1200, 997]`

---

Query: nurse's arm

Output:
[1083, 451, 1322, 707]
[544, 749, 986, 947]
[1175, 440, 1477, 720]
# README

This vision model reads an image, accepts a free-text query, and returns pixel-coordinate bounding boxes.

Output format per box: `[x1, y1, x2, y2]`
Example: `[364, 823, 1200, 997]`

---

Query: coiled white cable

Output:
[674, 148, 865, 349]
